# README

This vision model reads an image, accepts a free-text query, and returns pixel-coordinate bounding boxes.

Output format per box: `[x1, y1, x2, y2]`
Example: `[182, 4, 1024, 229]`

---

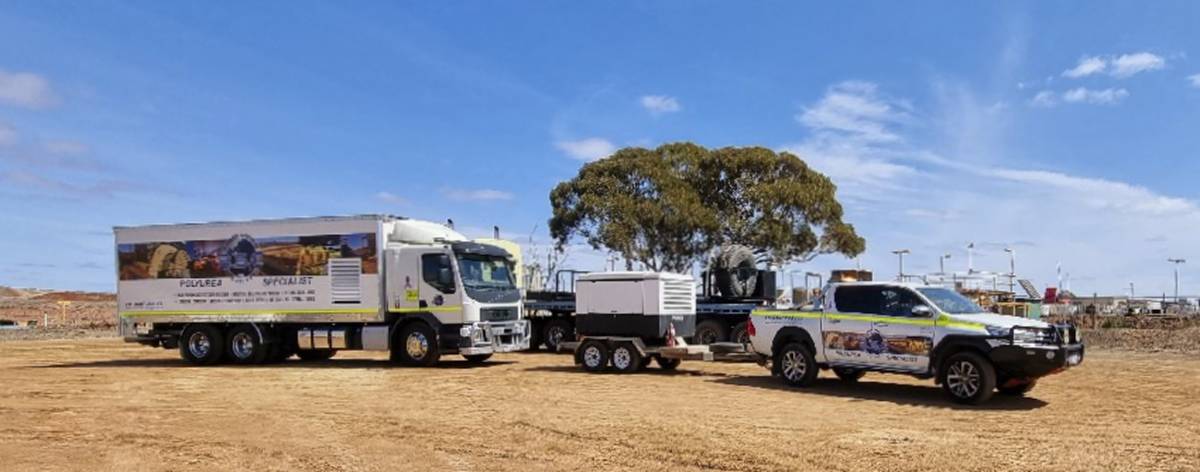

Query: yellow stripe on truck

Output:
[120, 306, 463, 317]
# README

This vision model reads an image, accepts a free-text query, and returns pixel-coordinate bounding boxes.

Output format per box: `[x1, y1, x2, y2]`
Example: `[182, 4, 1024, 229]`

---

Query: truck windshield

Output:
[456, 255, 516, 290]
[916, 287, 984, 314]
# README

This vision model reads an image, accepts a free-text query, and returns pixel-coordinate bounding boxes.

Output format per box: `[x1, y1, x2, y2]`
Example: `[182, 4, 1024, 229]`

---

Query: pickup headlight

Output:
[986, 326, 1011, 338]
[1011, 327, 1043, 346]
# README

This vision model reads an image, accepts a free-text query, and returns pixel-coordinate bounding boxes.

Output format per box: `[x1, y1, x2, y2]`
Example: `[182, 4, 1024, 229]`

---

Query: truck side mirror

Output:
[911, 305, 932, 317]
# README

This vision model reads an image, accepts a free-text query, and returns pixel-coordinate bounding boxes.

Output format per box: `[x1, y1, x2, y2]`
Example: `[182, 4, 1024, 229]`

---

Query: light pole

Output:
[1169, 258, 1186, 303]
[966, 242, 975, 274]
[1004, 247, 1016, 294]
[892, 249, 910, 281]
[939, 253, 951, 274]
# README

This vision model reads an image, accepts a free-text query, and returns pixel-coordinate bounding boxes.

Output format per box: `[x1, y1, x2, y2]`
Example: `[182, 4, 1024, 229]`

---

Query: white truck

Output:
[748, 281, 1084, 404]
[116, 215, 529, 366]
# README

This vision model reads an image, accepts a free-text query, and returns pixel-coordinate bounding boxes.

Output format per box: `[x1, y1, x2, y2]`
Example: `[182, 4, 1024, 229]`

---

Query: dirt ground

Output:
[0, 340, 1197, 472]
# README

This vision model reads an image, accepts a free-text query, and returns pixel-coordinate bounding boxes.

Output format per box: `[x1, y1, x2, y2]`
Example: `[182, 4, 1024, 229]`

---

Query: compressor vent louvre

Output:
[329, 258, 362, 304]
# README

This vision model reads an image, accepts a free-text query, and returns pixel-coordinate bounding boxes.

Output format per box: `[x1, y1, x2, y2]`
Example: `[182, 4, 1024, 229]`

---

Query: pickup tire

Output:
[610, 342, 643, 374]
[693, 320, 729, 345]
[998, 378, 1037, 396]
[776, 342, 818, 387]
[576, 339, 609, 372]
[180, 324, 225, 366]
[941, 351, 997, 404]
[394, 322, 440, 367]
[833, 367, 866, 382]
[226, 325, 268, 365]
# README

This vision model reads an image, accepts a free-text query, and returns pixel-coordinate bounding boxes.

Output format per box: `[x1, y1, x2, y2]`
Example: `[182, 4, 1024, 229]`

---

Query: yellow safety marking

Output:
[751, 310, 822, 319]
[120, 308, 378, 317]
[391, 306, 462, 314]
[936, 314, 987, 331]
[404, 289, 419, 301]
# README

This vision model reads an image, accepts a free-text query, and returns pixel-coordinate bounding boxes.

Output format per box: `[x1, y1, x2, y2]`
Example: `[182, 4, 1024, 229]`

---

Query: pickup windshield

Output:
[916, 287, 984, 314]
[456, 255, 516, 290]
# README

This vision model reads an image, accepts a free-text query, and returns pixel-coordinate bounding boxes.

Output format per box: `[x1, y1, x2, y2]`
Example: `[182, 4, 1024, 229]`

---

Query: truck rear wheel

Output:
[394, 322, 440, 366]
[693, 320, 728, 345]
[731, 321, 750, 345]
[777, 342, 818, 387]
[296, 349, 336, 361]
[226, 325, 268, 365]
[610, 342, 642, 374]
[180, 325, 225, 366]
[543, 319, 574, 352]
[576, 339, 609, 372]
[941, 351, 997, 405]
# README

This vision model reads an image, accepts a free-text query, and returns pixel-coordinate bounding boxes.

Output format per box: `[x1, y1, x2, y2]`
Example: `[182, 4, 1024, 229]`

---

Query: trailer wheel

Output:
[610, 342, 642, 374]
[543, 319, 574, 352]
[226, 325, 268, 365]
[180, 325, 225, 365]
[731, 321, 751, 345]
[940, 351, 997, 405]
[296, 349, 336, 361]
[394, 322, 441, 366]
[693, 320, 728, 345]
[655, 356, 681, 371]
[463, 354, 493, 363]
[833, 367, 865, 382]
[777, 342, 818, 387]
[576, 339, 609, 372]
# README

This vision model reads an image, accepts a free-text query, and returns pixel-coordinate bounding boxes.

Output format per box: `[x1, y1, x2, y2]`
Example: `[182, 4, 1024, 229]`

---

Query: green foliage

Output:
[549, 142, 865, 272]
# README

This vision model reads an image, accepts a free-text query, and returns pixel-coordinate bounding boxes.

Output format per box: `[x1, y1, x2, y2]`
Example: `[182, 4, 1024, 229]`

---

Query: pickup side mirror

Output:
[911, 305, 933, 317]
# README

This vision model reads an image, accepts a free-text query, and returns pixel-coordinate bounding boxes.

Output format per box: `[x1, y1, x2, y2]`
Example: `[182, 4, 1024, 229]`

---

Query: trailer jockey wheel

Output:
[610, 342, 643, 374]
[576, 339, 609, 372]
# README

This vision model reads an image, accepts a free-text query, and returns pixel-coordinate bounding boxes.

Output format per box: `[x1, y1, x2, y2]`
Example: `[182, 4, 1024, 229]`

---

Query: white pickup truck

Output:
[748, 282, 1084, 404]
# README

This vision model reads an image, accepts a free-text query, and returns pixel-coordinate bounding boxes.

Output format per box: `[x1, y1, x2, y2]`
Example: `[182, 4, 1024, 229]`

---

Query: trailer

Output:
[115, 215, 529, 366]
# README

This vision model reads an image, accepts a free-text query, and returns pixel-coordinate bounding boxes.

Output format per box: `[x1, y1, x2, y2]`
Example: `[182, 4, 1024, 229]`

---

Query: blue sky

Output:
[2, 1, 1200, 295]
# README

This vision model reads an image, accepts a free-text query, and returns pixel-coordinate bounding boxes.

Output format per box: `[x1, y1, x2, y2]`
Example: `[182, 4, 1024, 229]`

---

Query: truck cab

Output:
[748, 281, 1084, 404]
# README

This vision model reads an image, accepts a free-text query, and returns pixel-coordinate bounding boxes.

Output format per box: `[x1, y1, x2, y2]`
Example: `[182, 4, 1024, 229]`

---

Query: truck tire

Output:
[833, 367, 866, 382]
[226, 325, 268, 365]
[610, 342, 643, 374]
[394, 322, 441, 366]
[941, 351, 997, 405]
[576, 339, 609, 372]
[711, 245, 758, 298]
[655, 356, 681, 371]
[543, 319, 574, 352]
[731, 321, 750, 345]
[180, 324, 225, 366]
[463, 354, 493, 363]
[998, 378, 1037, 396]
[776, 342, 818, 387]
[693, 320, 728, 345]
[296, 349, 336, 361]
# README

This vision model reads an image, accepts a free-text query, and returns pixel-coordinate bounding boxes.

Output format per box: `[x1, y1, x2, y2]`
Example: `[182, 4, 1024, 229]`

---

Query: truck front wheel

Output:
[180, 325, 225, 366]
[941, 351, 997, 405]
[777, 342, 818, 387]
[393, 322, 440, 366]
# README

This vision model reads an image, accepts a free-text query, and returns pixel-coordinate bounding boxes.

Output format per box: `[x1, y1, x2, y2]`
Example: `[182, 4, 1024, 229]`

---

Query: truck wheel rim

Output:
[613, 348, 631, 369]
[231, 332, 255, 359]
[697, 329, 716, 345]
[947, 361, 980, 398]
[782, 350, 806, 380]
[583, 346, 602, 367]
[547, 327, 565, 348]
[188, 332, 211, 358]
[406, 332, 429, 359]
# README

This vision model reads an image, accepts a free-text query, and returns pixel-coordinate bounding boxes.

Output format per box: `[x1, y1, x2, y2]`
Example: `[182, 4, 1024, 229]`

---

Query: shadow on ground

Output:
[713, 375, 1048, 410]
[31, 358, 515, 370]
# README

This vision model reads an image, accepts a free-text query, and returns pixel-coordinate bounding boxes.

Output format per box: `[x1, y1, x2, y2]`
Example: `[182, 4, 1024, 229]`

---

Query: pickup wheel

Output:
[296, 349, 336, 361]
[543, 319, 574, 352]
[941, 351, 997, 404]
[998, 378, 1038, 396]
[777, 342, 818, 387]
[393, 322, 441, 367]
[226, 325, 269, 365]
[655, 356, 681, 371]
[833, 367, 866, 382]
[576, 339, 609, 372]
[693, 320, 728, 345]
[731, 322, 751, 345]
[610, 342, 643, 374]
[180, 325, 225, 366]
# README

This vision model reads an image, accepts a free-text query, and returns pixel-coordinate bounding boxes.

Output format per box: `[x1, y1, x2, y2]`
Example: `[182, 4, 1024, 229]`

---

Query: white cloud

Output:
[0, 69, 58, 109]
[1061, 87, 1128, 105]
[1110, 52, 1166, 78]
[555, 137, 616, 161]
[1029, 90, 1057, 107]
[798, 81, 910, 143]
[1188, 73, 1200, 88]
[374, 191, 407, 205]
[639, 95, 681, 115]
[1062, 56, 1107, 78]
[0, 122, 15, 146]
[441, 188, 514, 202]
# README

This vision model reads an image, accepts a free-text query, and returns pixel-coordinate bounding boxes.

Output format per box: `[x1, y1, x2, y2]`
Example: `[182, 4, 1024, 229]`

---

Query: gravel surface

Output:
[1, 339, 1197, 471]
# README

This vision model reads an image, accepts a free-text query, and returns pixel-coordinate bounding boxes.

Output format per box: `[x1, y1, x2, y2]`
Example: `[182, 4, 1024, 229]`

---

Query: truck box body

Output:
[574, 272, 696, 339]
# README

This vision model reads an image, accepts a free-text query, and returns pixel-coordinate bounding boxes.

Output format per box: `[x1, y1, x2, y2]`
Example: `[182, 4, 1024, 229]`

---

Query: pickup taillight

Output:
[747, 316, 756, 337]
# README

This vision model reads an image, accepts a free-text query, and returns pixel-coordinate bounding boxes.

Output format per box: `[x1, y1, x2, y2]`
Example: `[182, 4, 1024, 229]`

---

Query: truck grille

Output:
[481, 307, 519, 322]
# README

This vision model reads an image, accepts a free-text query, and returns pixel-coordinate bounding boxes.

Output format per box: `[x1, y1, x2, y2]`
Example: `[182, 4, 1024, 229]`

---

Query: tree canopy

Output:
[549, 142, 865, 272]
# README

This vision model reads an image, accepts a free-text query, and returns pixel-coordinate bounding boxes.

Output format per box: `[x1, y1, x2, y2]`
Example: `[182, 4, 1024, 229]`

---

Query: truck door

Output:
[418, 252, 463, 321]
[873, 286, 935, 372]
[823, 285, 881, 366]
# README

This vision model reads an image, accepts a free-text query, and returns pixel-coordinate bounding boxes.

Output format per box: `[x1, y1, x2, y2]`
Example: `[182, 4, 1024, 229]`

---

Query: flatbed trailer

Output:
[560, 338, 759, 373]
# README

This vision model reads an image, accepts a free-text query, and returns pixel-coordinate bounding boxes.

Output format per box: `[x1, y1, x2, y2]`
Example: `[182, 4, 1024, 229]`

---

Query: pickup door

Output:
[825, 285, 935, 373]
